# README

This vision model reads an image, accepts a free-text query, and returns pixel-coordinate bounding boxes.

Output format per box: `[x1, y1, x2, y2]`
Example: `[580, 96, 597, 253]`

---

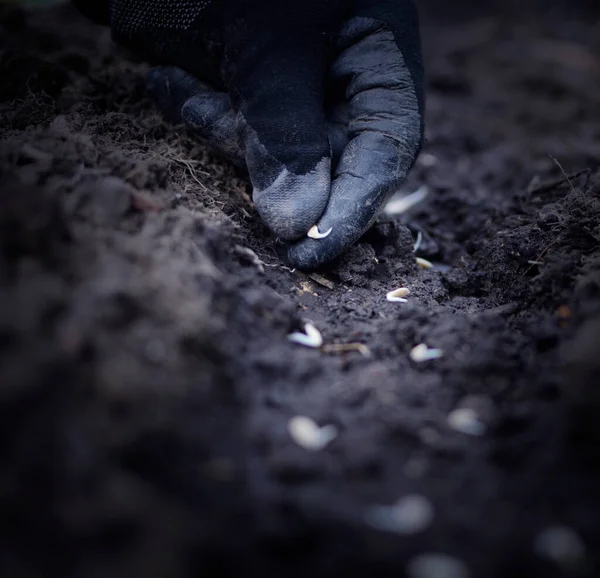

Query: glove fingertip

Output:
[287, 224, 350, 270]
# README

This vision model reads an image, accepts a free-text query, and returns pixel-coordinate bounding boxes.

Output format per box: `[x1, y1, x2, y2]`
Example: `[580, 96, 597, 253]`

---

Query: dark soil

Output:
[1, 3, 600, 577]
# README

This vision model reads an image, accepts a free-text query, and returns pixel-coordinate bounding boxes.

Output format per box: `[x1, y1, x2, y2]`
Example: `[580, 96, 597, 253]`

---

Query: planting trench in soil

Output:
[1, 2, 600, 577]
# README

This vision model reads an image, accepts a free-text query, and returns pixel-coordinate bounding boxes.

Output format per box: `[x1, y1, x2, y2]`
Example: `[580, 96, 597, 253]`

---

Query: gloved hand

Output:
[74, 0, 424, 270]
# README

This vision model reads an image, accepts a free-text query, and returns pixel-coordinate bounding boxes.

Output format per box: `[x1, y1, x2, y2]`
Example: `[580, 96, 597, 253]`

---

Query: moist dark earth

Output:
[1, 3, 600, 577]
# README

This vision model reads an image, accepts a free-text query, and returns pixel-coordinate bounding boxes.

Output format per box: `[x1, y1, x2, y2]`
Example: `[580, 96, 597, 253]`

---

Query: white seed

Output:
[287, 323, 323, 348]
[288, 416, 338, 451]
[417, 257, 434, 269]
[365, 494, 434, 535]
[386, 287, 410, 302]
[447, 408, 486, 436]
[534, 526, 586, 567]
[307, 225, 333, 239]
[407, 553, 470, 578]
[384, 185, 429, 216]
[410, 343, 444, 362]
[413, 231, 423, 253]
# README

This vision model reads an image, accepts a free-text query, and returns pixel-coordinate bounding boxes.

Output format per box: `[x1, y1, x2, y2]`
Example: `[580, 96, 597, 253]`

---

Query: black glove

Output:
[75, 0, 424, 270]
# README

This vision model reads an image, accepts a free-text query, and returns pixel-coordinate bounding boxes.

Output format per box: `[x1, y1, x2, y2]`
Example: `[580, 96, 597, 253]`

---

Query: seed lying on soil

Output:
[416, 257, 434, 269]
[288, 416, 338, 451]
[384, 185, 429, 216]
[534, 526, 586, 568]
[307, 225, 332, 239]
[287, 323, 323, 348]
[365, 494, 434, 535]
[410, 343, 444, 362]
[386, 287, 410, 303]
[406, 553, 470, 578]
[413, 231, 423, 253]
[447, 408, 486, 436]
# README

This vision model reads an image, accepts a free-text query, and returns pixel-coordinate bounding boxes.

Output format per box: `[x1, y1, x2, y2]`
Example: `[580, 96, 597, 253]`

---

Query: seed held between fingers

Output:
[307, 225, 332, 239]
[287, 323, 323, 348]
[386, 287, 410, 302]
